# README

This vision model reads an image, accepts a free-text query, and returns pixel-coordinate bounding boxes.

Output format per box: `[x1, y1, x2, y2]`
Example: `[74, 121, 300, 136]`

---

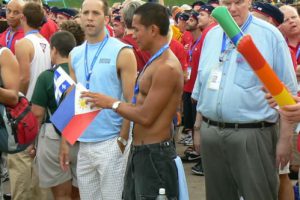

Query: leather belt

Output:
[202, 116, 275, 129]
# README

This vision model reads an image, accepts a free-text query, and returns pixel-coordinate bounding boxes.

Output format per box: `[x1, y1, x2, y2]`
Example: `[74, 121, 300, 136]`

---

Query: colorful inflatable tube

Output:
[211, 6, 295, 107]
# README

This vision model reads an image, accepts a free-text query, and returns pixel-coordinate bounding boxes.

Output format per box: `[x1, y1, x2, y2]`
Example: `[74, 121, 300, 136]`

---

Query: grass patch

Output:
[45, 0, 196, 8]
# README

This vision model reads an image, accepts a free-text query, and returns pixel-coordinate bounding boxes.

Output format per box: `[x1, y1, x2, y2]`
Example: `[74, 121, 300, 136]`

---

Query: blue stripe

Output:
[50, 87, 75, 132]
[231, 32, 243, 46]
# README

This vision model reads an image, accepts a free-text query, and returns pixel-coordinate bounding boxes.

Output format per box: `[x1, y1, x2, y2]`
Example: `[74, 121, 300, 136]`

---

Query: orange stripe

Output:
[255, 63, 283, 95]
[237, 36, 265, 71]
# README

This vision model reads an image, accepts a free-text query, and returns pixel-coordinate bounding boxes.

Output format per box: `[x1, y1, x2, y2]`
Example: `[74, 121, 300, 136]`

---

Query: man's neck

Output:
[191, 28, 201, 41]
[287, 35, 300, 48]
[24, 26, 38, 35]
[148, 37, 168, 56]
[125, 28, 134, 35]
[54, 57, 68, 65]
[10, 25, 21, 32]
[86, 32, 106, 44]
[200, 21, 213, 32]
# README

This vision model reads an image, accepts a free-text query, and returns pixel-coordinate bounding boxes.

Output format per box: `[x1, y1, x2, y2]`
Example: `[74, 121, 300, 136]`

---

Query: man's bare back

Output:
[133, 50, 183, 145]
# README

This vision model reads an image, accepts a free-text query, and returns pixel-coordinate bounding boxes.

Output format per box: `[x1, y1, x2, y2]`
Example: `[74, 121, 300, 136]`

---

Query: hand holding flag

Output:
[51, 83, 101, 145]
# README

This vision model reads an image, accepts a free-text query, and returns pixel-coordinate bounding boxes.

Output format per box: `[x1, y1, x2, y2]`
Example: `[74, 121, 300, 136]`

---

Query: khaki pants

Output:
[7, 151, 52, 200]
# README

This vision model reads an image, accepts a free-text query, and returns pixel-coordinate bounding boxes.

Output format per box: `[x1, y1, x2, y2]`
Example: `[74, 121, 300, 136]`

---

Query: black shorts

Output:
[123, 141, 179, 200]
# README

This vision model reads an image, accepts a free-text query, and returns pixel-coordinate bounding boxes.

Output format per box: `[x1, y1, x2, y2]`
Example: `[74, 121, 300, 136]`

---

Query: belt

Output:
[202, 116, 275, 129]
[131, 141, 173, 152]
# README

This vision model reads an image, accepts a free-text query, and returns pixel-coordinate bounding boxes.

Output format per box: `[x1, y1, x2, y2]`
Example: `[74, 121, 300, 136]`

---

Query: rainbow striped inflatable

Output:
[211, 6, 295, 107]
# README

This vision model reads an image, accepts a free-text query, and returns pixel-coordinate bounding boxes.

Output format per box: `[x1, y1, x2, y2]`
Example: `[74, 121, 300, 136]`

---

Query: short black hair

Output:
[134, 3, 169, 36]
[50, 31, 76, 58]
[23, 2, 44, 29]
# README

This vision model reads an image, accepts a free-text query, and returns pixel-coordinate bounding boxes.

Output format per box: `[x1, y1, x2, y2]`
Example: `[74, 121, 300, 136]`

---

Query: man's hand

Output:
[81, 91, 116, 109]
[117, 140, 125, 154]
[262, 86, 278, 108]
[59, 138, 70, 172]
[26, 144, 36, 159]
[276, 135, 292, 169]
[280, 96, 300, 123]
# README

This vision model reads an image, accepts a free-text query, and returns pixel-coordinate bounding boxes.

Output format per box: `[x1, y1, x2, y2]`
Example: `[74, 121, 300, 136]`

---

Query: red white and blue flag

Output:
[50, 83, 101, 145]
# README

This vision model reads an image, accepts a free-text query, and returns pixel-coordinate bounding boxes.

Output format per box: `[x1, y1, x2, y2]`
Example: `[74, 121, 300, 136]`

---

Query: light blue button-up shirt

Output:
[192, 14, 297, 123]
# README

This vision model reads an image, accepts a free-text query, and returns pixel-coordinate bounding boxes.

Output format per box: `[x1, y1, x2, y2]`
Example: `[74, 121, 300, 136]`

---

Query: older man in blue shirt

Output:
[192, 0, 297, 199]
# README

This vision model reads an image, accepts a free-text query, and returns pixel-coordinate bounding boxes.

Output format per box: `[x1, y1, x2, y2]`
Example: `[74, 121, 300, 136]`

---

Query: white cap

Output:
[159, 188, 166, 195]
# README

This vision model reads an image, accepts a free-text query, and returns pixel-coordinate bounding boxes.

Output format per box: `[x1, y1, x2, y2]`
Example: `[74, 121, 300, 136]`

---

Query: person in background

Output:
[0, 0, 24, 54]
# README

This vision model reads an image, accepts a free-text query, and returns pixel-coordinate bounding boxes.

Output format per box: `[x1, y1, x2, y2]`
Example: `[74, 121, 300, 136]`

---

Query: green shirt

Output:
[31, 63, 69, 115]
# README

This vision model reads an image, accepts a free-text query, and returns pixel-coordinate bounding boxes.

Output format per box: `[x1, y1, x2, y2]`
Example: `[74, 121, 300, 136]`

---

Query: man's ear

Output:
[104, 15, 110, 25]
[150, 24, 160, 36]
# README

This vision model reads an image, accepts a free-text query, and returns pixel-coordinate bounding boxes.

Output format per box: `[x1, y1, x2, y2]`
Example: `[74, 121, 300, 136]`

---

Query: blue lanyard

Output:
[6, 29, 15, 49]
[221, 14, 253, 54]
[189, 35, 201, 63]
[84, 35, 109, 89]
[296, 45, 300, 60]
[132, 44, 169, 104]
[25, 30, 39, 36]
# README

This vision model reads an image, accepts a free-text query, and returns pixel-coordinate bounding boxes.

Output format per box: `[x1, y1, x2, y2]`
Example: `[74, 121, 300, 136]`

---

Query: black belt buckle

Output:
[218, 122, 226, 129]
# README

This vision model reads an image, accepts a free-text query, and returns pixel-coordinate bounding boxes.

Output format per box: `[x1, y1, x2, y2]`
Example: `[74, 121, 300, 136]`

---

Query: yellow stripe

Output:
[273, 88, 296, 107]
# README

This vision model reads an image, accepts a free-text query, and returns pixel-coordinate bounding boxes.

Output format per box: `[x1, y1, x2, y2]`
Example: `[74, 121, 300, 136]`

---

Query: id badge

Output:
[208, 67, 222, 90]
[187, 66, 192, 80]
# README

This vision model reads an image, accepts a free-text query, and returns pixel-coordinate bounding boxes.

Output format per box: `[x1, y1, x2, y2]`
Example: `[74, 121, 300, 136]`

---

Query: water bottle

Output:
[156, 188, 168, 200]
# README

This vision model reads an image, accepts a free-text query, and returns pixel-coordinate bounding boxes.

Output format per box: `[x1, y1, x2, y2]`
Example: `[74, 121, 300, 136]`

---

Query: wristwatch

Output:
[112, 101, 121, 112]
[117, 136, 128, 146]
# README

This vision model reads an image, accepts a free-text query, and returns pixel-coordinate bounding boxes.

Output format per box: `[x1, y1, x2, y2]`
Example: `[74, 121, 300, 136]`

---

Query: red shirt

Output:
[0, 27, 24, 54]
[121, 34, 151, 72]
[181, 31, 193, 51]
[40, 18, 58, 42]
[169, 39, 188, 72]
[106, 25, 114, 37]
[289, 48, 297, 71]
[184, 23, 217, 93]
[288, 42, 300, 66]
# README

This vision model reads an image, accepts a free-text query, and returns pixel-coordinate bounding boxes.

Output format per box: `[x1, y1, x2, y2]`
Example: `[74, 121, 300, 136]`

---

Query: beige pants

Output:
[7, 151, 52, 200]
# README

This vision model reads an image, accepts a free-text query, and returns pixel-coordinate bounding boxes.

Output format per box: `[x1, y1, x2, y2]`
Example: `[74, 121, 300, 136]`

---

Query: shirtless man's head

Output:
[132, 3, 169, 52]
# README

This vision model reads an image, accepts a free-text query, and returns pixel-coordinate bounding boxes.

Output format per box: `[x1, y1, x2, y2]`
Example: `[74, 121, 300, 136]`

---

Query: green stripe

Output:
[212, 6, 241, 39]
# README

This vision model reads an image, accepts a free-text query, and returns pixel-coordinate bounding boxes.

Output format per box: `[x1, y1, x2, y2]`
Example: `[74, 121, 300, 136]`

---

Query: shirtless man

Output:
[0, 48, 19, 106]
[82, 3, 183, 199]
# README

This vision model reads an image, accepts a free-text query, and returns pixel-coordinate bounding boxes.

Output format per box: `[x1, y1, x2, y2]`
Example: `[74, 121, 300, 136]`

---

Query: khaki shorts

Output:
[36, 123, 79, 188]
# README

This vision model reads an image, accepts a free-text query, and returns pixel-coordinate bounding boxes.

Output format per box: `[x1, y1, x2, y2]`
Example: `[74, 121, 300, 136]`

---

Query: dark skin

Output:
[82, 14, 184, 145]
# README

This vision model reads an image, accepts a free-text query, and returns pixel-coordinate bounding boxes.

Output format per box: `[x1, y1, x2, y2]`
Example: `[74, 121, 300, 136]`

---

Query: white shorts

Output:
[77, 136, 130, 199]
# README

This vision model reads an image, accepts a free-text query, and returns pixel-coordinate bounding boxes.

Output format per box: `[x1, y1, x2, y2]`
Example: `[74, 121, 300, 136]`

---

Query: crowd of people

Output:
[0, 0, 299, 199]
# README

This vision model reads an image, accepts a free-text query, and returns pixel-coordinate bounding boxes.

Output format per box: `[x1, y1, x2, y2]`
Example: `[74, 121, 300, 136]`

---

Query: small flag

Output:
[54, 66, 75, 104]
[50, 83, 101, 145]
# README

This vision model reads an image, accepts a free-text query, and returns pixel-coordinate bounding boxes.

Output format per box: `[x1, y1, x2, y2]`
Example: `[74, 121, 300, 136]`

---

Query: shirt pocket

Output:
[234, 63, 257, 89]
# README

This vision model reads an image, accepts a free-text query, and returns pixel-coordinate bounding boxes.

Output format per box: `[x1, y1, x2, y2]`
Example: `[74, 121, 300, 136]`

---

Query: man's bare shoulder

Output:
[153, 53, 183, 84]
[15, 38, 33, 54]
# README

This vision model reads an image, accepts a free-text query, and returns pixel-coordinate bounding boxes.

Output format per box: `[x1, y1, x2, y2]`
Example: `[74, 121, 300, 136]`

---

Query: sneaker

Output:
[1, 171, 9, 183]
[183, 147, 194, 155]
[3, 193, 11, 200]
[192, 160, 204, 176]
[185, 151, 201, 161]
[184, 137, 193, 146]
[178, 134, 191, 144]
